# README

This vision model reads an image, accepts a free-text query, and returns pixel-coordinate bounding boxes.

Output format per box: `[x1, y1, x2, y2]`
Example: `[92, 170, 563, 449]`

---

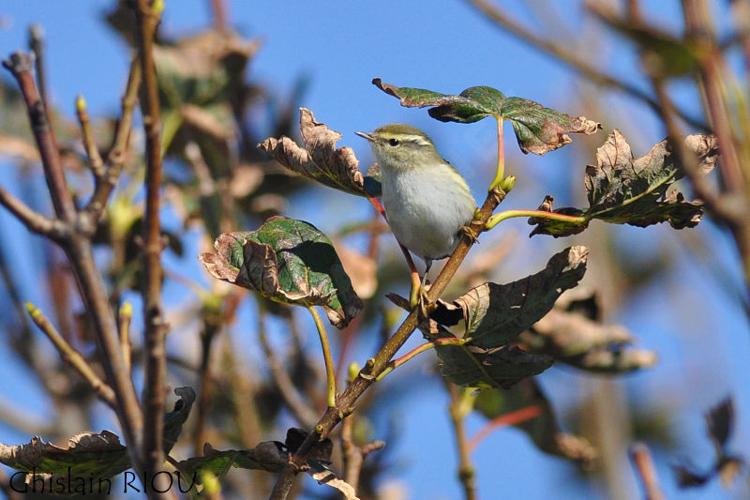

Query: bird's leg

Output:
[417, 260, 433, 318]
[401, 244, 423, 310]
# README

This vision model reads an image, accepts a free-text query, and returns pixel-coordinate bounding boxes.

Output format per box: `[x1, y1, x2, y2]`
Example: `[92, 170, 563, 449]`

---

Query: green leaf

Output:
[530, 130, 718, 237]
[199, 216, 363, 328]
[474, 379, 596, 466]
[432, 246, 589, 349]
[259, 108, 381, 197]
[372, 78, 600, 155]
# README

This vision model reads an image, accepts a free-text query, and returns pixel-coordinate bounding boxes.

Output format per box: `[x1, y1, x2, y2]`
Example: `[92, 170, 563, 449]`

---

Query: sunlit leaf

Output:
[530, 130, 718, 236]
[259, 108, 380, 197]
[200, 216, 363, 328]
[474, 379, 596, 467]
[372, 78, 600, 155]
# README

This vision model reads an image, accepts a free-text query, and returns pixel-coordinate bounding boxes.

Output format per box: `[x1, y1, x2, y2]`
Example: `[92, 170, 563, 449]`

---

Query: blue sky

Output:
[1, 1, 749, 499]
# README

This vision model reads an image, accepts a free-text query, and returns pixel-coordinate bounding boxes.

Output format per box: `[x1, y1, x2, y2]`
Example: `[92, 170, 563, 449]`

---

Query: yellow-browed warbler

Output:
[356, 124, 476, 284]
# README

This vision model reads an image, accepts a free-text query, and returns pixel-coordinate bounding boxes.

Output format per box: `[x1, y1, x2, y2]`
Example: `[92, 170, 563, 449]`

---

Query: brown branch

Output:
[83, 57, 142, 224]
[257, 301, 319, 428]
[629, 443, 665, 500]
[467, 405, 543, 453]
[269, 182, 509, 499]
[134, 1, 170, 496]
[210, 0, 229, 31]
[465, 0, 707, 131]
[25, 303, 117, 408]
[341, 412, 385, 493]
[2, 50, 145, 476]
[2, 52, 75, 221]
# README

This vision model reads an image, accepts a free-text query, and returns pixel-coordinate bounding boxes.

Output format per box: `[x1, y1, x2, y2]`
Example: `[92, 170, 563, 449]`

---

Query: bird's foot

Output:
[460, 223, 481, 244]
[410, 285, 431, 319]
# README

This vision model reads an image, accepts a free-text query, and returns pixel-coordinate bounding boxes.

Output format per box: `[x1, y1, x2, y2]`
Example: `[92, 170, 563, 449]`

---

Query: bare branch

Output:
[76, 95, 105, 179]
[0, 186, 66, 239]
[629, 443, 665, 500]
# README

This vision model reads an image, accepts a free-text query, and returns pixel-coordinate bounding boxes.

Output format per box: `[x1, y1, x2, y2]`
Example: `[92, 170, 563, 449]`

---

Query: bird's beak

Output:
[355, 131, 374, 142]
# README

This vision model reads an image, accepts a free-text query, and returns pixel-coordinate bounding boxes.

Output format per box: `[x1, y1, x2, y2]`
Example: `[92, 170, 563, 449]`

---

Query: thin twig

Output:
[25, 302, 117, 408]
[629, 443, 665, 500]
[447, 384, 477, 500]
[193, 320, 220, 456]
[210, 0, 228, 31]
[76, 95, 105, 179]
[134, 0, 170, 495]
[257, 301, 318, 428]
[83, 57, 142, 224]
[465, 0, 707, 131]
[487, 208, 587, 229]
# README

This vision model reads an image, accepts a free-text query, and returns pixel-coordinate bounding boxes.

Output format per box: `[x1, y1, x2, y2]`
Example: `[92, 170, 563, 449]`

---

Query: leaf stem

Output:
[377, 337, 468, 381]
[308, 305, 337, 408]
[486, 209, 587, 230]
[489, 117, 505, 191]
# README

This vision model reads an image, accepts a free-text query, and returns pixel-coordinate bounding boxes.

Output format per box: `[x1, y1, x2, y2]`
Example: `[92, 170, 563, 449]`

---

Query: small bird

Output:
[356, 125, 476, 300]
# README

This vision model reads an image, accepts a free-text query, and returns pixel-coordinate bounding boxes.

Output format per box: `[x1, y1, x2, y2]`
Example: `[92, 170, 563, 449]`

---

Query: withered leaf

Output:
[530, 130, 718, 237]
[519, 290, 656, 373]
[0, 432, 130, 490]
[163, 386, 196, 454]
[474, 379, 596, 467]
[707, 397, 734, 451]
[373, 78, 600, 155]
[259, 108, 380, 197]
[200, 216, 363, 328]
[433, 246, 589, 348]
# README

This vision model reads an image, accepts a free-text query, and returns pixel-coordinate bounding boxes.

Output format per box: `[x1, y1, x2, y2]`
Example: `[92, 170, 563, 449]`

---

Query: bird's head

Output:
[356, 124, 442, 171]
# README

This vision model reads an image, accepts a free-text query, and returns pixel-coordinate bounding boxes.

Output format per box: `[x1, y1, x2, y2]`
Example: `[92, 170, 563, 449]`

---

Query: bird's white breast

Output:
[382, 164, 476, 262]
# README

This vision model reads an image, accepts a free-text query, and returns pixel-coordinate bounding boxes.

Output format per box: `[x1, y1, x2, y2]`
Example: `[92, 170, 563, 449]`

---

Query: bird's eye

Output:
[388, 138, 400, 147]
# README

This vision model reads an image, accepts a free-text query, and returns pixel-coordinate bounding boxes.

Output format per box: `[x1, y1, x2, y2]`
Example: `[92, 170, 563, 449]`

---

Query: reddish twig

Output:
[629, 443, 665, 500]
[467, 405, 543, 453]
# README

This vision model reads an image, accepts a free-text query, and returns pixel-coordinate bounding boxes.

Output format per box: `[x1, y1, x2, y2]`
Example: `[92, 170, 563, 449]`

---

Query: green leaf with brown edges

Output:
[199, 216, 363, 328]
[432, 246, 589, 349]
[372, 78, 600, 155]
[259, 108, 381, 197]
[530, 130, 718, 237]
[474, 379, 596, 467]
[0, 387, 196, 495]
